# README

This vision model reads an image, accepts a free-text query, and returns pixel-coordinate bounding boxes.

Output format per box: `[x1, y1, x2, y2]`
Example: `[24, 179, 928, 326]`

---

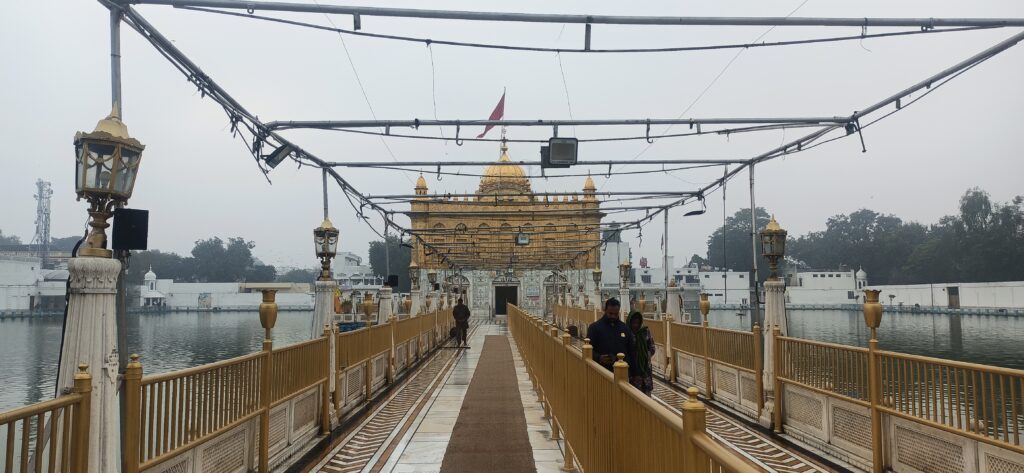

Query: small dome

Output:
[583, 175, 596, 191]
[144, 266, 156, 281]
[478, 143, 531, 194]
[856, 267, 867, 279]
[415, 174, 427, 189]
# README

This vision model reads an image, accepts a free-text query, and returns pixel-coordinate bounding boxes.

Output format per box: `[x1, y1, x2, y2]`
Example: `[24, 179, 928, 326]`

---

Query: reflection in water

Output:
[0, 311, 315, 412]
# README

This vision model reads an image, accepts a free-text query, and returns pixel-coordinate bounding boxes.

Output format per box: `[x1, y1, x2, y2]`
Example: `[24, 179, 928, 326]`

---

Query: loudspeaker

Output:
[387, 275, 399, 288]
[112, 208, 149, 251]
[541, 137, 578, 168]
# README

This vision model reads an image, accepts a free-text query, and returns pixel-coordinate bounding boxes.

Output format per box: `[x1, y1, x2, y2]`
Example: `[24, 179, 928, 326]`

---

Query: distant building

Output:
[869, 280, 1024, 309]
[784, 268, 869, 305]
[138, 268, 313, 310]
[0, 256, 66, 311]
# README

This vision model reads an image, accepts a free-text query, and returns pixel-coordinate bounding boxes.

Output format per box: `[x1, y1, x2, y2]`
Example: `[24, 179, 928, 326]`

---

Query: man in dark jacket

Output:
[452, 298, 471, 347]
[586, 298, 637, 377]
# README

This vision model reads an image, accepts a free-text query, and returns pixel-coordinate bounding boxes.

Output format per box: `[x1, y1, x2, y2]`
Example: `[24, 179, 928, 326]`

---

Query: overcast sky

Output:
[2, 0, 1023, 272]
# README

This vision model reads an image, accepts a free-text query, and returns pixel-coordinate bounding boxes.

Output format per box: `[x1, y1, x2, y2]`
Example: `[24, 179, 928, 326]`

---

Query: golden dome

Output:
[415, 174, 427, 189]
[478, 143, 531, 194]
[583, 175, 596, 191]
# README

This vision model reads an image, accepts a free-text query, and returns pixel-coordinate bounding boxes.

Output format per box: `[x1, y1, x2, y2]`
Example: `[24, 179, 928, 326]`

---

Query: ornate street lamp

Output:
[409, 260, 420, 291]
[313, 218, 339, 280]
[592, 269, 602, 286]
[73, 109, 145, 257]
[760, 215, 788, 280]
[618, 261, 631, 288]
[427, 270, 438, 289]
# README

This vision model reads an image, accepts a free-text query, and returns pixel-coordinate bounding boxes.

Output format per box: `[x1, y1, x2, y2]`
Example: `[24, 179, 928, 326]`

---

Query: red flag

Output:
[476, 92, 505, 138]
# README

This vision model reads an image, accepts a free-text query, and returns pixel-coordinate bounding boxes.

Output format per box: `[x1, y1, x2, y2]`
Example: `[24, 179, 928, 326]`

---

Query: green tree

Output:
[368, 236, 412, 292]
[0, 230, 22, 245]
[126, 250, 195, 285]
[688, 254, 708, 267]
[788, 209, 927, 285]
[189, 237, 276, 282]
[706, 208, 772, 282]
[50, 236, 83, 251]
[901, 189, 1024, 284]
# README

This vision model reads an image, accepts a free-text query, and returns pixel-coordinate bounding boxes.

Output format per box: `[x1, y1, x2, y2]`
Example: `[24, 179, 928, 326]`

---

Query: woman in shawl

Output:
[628, 311, 656, 395]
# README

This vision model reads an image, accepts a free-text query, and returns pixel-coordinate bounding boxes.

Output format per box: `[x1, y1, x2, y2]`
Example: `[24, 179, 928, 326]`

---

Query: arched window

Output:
[455, 223, 468, 233]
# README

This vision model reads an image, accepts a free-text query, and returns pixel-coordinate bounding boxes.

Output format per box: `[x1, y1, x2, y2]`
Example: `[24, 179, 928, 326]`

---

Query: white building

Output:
[333, 251, 384, 297]
[784, 268, 869, 305]
[0, 256, 67, 311]
[869, 281, 1024, 309]
[139, 268, 313, 310]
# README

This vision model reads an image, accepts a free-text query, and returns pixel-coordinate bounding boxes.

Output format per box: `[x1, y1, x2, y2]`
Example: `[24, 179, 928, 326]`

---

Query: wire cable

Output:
[178, 6, 997, 54]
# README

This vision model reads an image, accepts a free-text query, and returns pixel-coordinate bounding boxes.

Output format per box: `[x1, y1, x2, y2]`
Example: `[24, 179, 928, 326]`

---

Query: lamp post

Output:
[618, 261, 631, 314]
[61, 92, 147, 472]
[758, 215, 788, 429]
[427, 270, 437, 311]
[409, 260, 421, 316]
[592, 269, 603, 309]
[314, 219, 340, 280]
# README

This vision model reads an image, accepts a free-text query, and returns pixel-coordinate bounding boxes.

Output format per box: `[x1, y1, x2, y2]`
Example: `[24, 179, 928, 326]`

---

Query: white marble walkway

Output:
[379, 320, 571, 473]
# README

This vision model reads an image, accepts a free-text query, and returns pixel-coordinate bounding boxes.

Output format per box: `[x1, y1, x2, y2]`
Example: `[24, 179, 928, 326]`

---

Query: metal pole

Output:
[137, 1, 1024, 27]
[326, 159, 748, 167]
[267, 117, 850, 130]
[663, 210, 669, 292]
[748, 165, 762, 330]
[111, 8, 122, 117]
[322, 167, 329, 220]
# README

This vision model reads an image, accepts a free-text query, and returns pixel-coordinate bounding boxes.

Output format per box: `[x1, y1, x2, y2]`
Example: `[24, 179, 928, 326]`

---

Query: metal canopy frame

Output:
[107, 0, 1024, 271]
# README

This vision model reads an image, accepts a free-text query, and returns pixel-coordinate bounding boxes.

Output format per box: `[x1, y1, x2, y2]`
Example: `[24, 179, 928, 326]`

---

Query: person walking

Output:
[627, 311, 656, 395]
[586, 298, 637, 377]
[452, 298, 471, 348]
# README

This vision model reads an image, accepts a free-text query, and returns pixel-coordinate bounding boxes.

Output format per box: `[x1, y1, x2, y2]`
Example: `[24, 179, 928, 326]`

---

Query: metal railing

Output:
[0, 366, 91, 473]
[510, 304, 758, 473]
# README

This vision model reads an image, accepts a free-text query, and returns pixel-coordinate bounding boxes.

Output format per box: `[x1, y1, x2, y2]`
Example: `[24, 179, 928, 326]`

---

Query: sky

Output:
[1, 0, 1023, 271]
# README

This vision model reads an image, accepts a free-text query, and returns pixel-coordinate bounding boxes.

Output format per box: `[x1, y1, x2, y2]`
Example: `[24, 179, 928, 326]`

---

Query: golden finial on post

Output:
[862, 289, 883, 339]
[259, 289, 278, 342]
[698, 293, 710, 318]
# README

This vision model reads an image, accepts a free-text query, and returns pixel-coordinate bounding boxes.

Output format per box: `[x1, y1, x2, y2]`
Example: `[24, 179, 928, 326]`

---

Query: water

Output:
[708, 309, 1024, 371]
[0, 311, 315, 412]
[3, 309, 1024, 413]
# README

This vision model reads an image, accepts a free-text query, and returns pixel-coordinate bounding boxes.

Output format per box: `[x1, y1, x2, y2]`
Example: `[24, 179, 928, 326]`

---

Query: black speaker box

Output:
[112, 208, 149, 251]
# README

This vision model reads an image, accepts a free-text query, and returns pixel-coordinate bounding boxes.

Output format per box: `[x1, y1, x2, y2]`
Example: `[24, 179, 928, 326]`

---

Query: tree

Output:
[0, 230, 22, 245]
[706, 208, 772, 282]
[51, 235, 85, 251]
[688, 254, 708, 267]
[277, 268, 319, 284]
[788, 209, 927, 285]
[126, 250, 195, 285]
[189, 237, 276, 282]
[368, 236, 412, 292]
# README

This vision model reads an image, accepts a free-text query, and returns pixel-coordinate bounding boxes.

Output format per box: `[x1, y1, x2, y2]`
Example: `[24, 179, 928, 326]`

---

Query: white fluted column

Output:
[313, 280, 338, 338]
[666, 284, 682, 321]
[378, 286, 393, 324]
[410, 289, 422, 316]
[619, 288, 630, 315]
[760, 278, 788, 428]
[56, 257, 121, 473]
[313, 279, 338, 415]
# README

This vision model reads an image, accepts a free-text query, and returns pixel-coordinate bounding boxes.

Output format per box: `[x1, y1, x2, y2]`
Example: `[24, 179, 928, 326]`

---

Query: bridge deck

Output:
[302, 318, 840, 473]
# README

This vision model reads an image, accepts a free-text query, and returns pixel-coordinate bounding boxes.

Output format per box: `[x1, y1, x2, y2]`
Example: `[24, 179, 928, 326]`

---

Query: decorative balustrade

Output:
[510, 304, 758, 473]
[0, 365, 91, 473]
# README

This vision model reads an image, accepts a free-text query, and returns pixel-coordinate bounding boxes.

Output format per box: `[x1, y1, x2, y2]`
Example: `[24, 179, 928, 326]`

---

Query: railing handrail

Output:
[875, 347, 1024, 376]
[777, 334, 870, 353]
[705, 325, 754, 337]
[140, 350, 265, 385]
[0, 392, 83, 424]
[272, 336, 326, 354]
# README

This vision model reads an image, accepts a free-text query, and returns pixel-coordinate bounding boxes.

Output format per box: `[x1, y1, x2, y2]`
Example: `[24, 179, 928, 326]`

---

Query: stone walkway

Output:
[306, 318, 843, 473]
